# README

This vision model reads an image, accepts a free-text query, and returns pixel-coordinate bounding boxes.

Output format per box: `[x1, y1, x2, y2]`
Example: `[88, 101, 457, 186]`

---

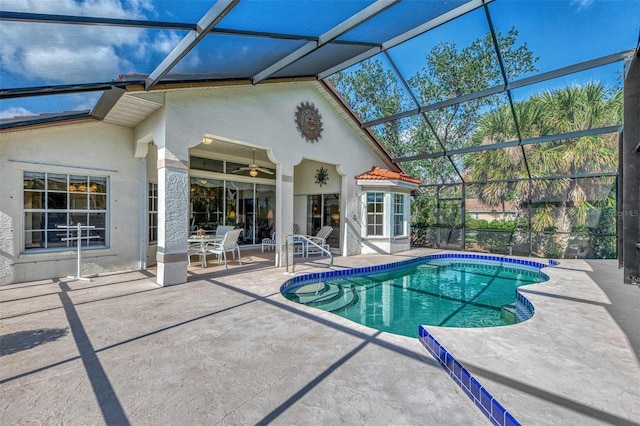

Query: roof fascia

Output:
[356, 179, 419, 190]
[0, 113, 96, 132]
[318, 80, 401, 173]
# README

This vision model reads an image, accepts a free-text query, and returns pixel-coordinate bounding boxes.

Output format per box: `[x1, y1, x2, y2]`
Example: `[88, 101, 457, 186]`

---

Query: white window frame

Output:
[148, 182, 158, 244]
[366, 192, 384, 236]
[392, 193, 406, 237]
[22, 171, 108, 252]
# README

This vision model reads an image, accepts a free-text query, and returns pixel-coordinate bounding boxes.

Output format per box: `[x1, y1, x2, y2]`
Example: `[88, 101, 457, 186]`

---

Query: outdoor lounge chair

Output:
[205, 228, 242, 269]
[305, 226, 332, 256]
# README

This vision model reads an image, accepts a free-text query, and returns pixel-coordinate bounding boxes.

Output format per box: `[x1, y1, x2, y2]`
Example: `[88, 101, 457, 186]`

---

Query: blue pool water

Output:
[282, 255, 551, 337]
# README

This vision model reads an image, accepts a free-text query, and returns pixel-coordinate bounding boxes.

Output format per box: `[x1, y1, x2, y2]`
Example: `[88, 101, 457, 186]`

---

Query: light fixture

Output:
[200, 179, 208, 185]
[267, 209, 274, 219]
[78, 184, 88, 192]
[249, 169, 258, 177]
[69, 184, 78, 191]
[229, 211, 236, 218]
[202, 137, 213, 145]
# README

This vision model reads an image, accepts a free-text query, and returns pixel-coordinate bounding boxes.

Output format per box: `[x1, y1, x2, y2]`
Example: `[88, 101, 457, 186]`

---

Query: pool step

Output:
[296, 283, 340, 305]
[295, 283, 357, 312]
[318, 284, 357, 312]
[291, 282, 328, 296]
[501, 303, 518, 324]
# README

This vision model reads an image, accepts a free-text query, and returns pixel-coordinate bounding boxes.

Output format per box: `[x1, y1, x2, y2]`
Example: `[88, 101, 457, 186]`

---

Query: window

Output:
[23, 172, 107, 251]
[148, 182, 158, 244]
[392, 193, 405, 237]
[366, 192, 384, 236]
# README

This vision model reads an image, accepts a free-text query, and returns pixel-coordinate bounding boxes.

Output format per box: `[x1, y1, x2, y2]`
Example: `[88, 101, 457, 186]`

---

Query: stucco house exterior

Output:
[0, 80, 419, 286]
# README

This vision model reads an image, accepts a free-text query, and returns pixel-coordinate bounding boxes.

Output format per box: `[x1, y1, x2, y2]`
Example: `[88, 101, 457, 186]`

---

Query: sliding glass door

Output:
[306, 194, 340, 249]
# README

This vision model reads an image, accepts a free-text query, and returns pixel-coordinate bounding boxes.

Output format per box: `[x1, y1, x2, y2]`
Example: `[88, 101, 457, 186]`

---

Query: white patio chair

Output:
[291, 224, 305, 256]
[261, 232, 276, 252]
[187, 242, 204, 266]
[305, 226, 333, 256]
[215, 225, 234, 238]
[205, 228, 242, 269]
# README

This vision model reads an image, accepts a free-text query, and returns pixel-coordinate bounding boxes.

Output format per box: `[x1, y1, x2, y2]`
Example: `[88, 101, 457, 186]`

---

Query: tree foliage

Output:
[328, 27, 537, 186]
[327, 26, 620, 258]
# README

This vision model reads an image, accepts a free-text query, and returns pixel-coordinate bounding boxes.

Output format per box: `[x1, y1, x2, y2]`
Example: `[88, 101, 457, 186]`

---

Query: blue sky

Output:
[0, 0, 638, 120]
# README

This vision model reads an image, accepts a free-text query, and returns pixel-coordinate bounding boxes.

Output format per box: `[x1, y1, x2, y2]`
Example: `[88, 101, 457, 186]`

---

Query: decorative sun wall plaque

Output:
[315, 166, 329, 187]
[295, 101, 323, 142]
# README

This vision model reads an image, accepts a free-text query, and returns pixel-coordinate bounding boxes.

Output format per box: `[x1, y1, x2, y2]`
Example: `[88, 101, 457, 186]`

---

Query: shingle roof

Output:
[355, 166, 421, 185]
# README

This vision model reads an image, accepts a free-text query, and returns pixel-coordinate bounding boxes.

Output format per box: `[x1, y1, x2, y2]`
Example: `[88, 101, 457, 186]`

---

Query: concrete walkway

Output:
[1, 248, 638, 425]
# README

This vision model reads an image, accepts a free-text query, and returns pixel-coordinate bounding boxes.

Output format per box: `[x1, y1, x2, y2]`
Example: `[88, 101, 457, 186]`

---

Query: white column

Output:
[275, 162, 295, 267]
[156, 147, 189, 286]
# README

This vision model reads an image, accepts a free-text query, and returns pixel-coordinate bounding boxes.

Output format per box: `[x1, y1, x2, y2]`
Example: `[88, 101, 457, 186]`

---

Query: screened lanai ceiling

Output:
[1, 0, 639, 185]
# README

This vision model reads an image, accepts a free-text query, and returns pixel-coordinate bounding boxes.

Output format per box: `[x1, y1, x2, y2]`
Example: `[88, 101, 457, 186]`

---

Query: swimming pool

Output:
[281, 254, 555, 337]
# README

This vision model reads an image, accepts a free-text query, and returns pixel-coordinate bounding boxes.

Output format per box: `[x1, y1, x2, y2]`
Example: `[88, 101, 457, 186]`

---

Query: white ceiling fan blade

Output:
[256, 168, 274, 175]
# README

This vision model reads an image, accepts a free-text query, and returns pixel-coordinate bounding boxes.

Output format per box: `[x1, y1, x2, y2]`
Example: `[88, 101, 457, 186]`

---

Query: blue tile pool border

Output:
[281, 252, 556, 297]
[280, 253, 558, 425]
[418, 326, 522, 426]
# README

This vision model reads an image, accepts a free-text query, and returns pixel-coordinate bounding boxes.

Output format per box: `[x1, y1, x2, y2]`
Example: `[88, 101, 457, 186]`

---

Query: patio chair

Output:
[215, 225, 234, 238]
[291, 224, 305, 256]
[205, 228, 242, 269]
[305, 226, 333, 256]
[261, 232, 276, 252]
[187, 242, 204, 266]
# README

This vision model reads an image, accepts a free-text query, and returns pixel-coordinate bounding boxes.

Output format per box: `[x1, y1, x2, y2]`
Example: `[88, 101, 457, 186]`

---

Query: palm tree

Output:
[466, 82, 621, 256]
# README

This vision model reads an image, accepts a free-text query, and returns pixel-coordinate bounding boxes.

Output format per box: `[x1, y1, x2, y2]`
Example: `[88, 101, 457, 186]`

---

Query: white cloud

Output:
[570, 0, 595, 11]
[0, 0, 171, 84]
[0, 0, 152, 19]
[0, 106, 34, 119]
[153, 31, 184, 55]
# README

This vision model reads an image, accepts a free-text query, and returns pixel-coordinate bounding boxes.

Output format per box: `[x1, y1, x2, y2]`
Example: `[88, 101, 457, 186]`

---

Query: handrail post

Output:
[284, 233, 333, 274]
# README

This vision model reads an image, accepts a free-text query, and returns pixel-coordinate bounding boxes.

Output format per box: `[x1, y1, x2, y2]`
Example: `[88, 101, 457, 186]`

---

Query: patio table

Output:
[188, 235, 224, 267]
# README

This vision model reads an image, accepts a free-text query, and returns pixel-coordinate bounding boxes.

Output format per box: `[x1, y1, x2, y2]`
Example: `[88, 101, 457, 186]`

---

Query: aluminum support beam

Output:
[394, 125, 623, 163]
[318, 0, 491, 80]
[252, 0, 400, 84]
[145, 0, 240, 90]
[0, 11, 196, 30]
[361, 50, 634, 129]
[622, 50, 640, 284]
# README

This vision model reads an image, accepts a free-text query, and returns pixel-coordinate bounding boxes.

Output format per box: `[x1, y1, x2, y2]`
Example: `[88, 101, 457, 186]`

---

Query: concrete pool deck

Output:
[1, 248, 638, 425]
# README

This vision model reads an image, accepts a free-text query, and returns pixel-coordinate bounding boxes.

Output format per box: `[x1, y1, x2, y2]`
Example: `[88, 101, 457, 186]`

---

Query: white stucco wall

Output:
[0, 121, 142, 284]
[357, 186, 414, 255]
[0, 81, 398, 284]
[162, 82, 388, 256]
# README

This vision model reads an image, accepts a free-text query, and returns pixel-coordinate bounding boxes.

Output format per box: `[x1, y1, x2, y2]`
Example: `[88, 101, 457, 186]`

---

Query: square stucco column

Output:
[156, 152, 189, 286]
[275, 163, 294, 268]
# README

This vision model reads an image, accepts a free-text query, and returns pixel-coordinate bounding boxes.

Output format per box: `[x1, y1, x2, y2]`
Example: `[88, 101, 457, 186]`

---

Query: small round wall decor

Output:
[295, 101, 323, 142]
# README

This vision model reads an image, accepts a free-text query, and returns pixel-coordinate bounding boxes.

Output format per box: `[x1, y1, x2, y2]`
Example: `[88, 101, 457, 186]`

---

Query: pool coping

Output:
[281, 252, 560, 426]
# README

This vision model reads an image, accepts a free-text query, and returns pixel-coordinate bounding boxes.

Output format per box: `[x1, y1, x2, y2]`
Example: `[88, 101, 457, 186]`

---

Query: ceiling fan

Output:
[232, 148, 274, 177]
